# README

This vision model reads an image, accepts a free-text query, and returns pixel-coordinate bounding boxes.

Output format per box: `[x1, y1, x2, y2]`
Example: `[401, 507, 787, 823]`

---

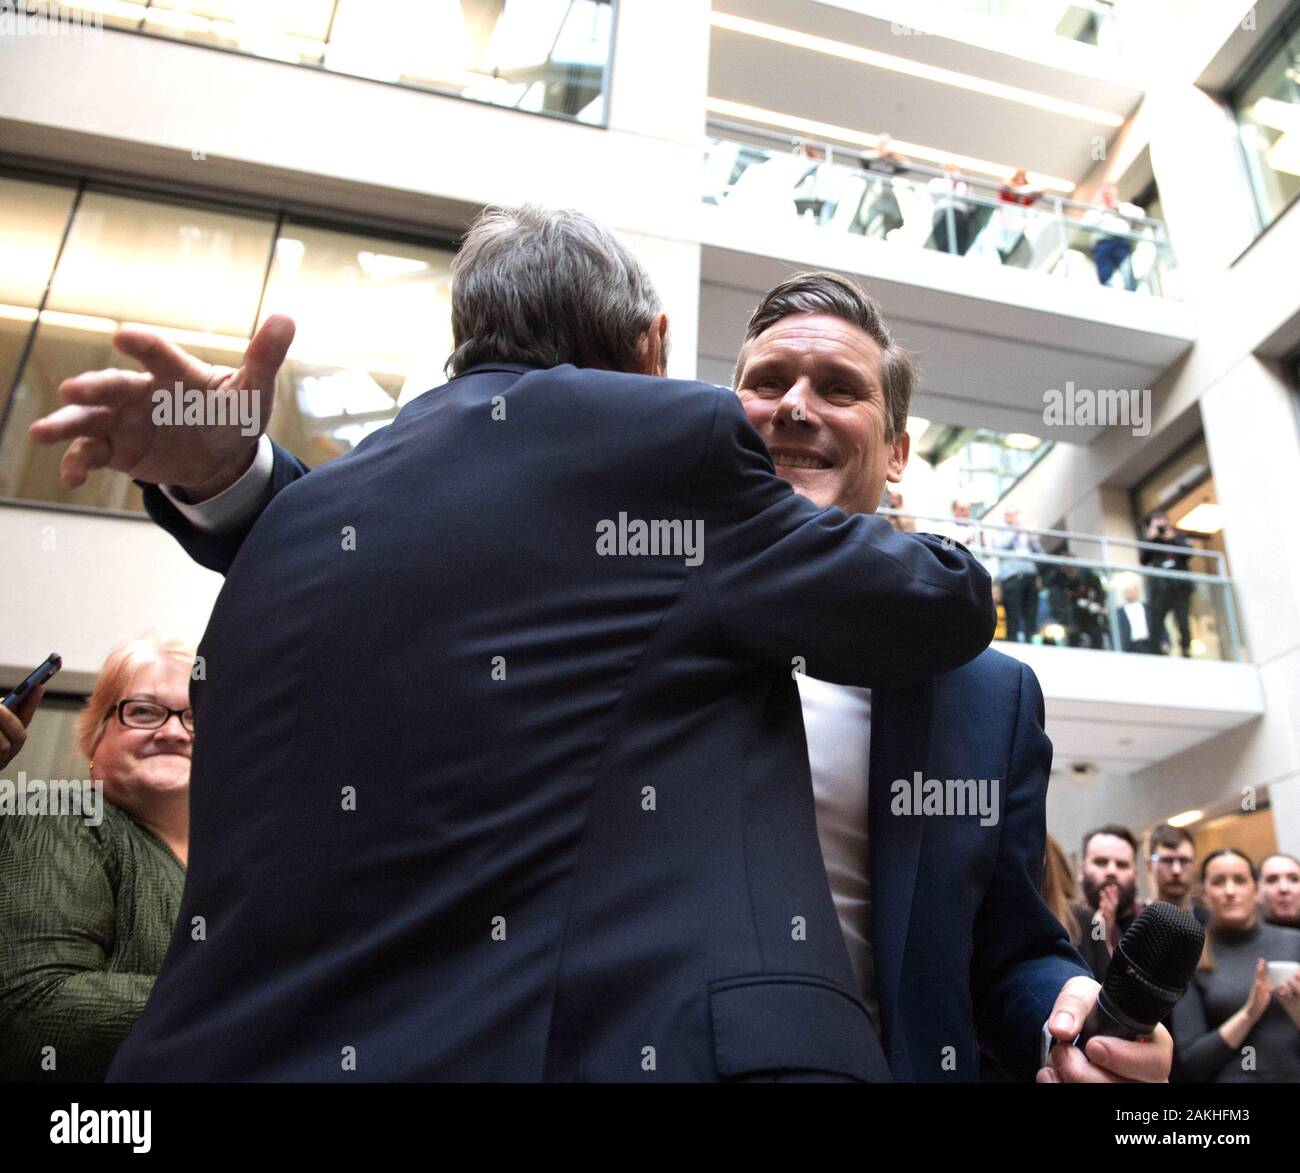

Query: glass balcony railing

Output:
[704, 131, 1179, 298]
[24, 0, 615, 125]
[882, 512, 1245, 661]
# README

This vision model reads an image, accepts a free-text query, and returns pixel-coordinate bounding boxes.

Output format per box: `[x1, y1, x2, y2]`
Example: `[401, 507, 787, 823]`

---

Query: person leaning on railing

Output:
[1140, 510, 1195, 656]
[0, 635, 193, 1082]
[995, 168, 1041, 263]
[853, 132, 907, 239]
[1082, 181, 1143, 291]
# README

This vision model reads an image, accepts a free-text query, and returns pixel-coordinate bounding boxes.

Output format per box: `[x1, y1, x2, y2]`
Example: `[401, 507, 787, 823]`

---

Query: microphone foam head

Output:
[1103, 901, 1205, 1024]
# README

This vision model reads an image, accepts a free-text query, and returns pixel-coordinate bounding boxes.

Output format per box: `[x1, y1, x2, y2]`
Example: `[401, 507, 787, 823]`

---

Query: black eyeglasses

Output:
[116, 698, 195, 733]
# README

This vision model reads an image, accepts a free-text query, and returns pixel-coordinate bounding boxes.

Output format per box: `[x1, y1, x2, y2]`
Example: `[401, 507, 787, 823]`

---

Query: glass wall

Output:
[0, 172, 456, 513]
[29, 0, 615, 124]
[1232, 12, 1300, 233]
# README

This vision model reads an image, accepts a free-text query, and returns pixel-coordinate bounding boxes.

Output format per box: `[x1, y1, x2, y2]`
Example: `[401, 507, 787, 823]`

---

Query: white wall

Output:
[1010, 39, 1300, 853]
[0, 507, 223, 689]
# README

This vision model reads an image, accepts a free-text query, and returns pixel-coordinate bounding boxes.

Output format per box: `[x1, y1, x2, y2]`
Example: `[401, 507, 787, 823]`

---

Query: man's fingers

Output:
[1084, 1027, 1171, 1083]
[56, 367, 153, 409]
[238, 314, 295, 394]
[1047, 975, 1100, 1040]
[60, 435, 113, 488]
[29, 403, 118, 446]
[1051, 1040, 1123, 1083]
[114, 328, 209, 387]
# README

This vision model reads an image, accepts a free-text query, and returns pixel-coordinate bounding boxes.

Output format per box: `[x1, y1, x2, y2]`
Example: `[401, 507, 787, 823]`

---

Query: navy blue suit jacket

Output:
[870, 650, 1089, 1081]
[110, 363, 994, 1082]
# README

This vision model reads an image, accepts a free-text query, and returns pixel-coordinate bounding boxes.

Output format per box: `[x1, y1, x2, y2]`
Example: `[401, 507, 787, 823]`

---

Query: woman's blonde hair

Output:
[1043, 834, 1082, 946]
[76, 634, 196, 760]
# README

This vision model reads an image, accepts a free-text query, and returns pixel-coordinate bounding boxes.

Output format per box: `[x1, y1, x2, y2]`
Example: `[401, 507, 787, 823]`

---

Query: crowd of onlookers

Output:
[720, 132, 1150, 290]
[884, 498, 1205, 656]
[0, 635, 1296, 1081]
[1044, 823, 1300, 1083]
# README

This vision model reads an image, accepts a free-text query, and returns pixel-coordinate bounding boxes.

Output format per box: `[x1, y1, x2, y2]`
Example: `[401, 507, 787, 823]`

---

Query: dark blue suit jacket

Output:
[870, 650, 1089, 1082]
[110, 363, 994, 1082]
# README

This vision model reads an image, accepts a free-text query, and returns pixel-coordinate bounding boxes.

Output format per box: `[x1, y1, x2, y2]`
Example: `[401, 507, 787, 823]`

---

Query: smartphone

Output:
[2, 653, 62, 710]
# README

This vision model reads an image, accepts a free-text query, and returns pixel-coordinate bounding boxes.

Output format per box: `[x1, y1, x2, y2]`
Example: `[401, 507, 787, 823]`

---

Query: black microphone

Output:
[1078, 901, 1205, 1044]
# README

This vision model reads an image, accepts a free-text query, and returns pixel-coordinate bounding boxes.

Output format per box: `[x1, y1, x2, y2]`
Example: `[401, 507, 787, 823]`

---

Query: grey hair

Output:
[446, 205, 666, 377]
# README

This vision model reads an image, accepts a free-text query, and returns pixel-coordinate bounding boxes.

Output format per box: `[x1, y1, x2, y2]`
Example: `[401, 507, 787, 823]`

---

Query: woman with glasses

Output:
[0, 634, 194, 1081]
[1170, 849, 1300, 1083]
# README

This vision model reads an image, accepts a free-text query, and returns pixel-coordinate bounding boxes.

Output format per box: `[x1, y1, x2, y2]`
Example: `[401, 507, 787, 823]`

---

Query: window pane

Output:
[256, 222, 454, 466]
[50, 0, 614, 122]
[0, 190, 276, 510]
[0, 177, 75, 431]
[1234, 23, 1300, 231]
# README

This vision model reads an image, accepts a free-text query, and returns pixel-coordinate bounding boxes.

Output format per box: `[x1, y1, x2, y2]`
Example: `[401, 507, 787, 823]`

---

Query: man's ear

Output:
[887, 427, 910, 484]
[635, 313, 669, 377]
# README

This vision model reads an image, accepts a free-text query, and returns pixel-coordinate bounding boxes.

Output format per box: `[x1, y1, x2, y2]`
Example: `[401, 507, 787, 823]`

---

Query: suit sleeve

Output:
[695, 391, 994, 687]
[140, 441, 310, 574]
[970, 661, 1091, 1081]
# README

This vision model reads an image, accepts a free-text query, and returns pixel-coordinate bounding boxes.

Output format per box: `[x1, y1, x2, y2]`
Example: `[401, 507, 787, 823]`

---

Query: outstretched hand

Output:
[29, 315, 295, 501]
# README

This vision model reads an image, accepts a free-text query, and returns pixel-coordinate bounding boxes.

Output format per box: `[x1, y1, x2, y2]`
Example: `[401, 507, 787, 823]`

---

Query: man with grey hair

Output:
[32, 206, 992, 1081]
[728, 270, 1170, 1084]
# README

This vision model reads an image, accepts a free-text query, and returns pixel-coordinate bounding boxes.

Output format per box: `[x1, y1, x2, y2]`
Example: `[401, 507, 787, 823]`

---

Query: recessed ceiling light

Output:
[1177, 503, 1224, 534]
[711, 12, 1125, 127]
[1167, 809, 1203, 828]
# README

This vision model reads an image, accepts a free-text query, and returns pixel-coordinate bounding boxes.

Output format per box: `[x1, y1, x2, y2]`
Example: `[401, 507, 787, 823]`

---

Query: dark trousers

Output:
[1001, 573, 1039, 642]
[1149, 581, 1193, 655]
[931, 207, 976, 255]
[855, 188, 904, 238]
[1093, 236, 1135, 289]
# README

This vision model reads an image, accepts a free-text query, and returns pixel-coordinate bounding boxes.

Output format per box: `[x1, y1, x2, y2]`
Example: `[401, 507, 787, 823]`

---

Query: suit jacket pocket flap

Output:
[708, 974, 889, 1081]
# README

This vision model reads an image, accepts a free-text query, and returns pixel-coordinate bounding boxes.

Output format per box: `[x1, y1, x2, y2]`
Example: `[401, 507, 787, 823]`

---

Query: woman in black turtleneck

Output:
[1171, 849, 1300, 1082]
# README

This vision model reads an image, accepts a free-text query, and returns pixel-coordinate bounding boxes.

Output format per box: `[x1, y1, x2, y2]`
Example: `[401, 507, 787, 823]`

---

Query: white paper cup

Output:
[1266, 960, 1300, 988]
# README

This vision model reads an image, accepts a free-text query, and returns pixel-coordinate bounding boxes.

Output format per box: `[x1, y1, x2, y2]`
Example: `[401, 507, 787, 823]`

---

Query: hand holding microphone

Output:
[1039, 902, 1204, 1083]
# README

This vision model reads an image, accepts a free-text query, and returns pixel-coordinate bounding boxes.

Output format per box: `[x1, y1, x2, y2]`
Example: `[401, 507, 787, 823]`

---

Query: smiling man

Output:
[731, 271, 1170, 1083]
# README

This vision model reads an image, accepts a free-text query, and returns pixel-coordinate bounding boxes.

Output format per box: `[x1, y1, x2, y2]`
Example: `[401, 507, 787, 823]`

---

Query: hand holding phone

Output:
[1, 654, 59, 771]
[3, 653, 62, 711]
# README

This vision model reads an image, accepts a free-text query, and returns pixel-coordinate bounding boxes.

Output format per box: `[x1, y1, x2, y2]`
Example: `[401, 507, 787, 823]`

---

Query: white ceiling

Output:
[709, 0, 1147, 185]
[997, 642, 1264, 779]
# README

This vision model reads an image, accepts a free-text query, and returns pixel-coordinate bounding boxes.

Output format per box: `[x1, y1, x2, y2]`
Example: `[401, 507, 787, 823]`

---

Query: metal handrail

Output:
[705, 121, 1167, 230]
[879, 509, 1229, 580]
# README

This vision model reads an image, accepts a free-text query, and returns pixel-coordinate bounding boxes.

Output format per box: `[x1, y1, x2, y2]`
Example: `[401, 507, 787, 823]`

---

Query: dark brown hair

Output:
[1081, 824, 1138, 861]
[1149, 823, 1195, 855]
[734, 271, 916, 439]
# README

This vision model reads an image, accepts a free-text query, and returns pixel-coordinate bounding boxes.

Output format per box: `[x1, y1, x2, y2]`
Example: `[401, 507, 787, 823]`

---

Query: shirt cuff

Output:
[159, 435, 274, 535]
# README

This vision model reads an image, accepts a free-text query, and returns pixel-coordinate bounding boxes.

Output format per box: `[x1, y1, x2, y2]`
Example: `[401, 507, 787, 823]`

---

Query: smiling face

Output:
[91, 656, 193, 817]
[1259, 854, 1300, 922]
[735, 313, 908, 516]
